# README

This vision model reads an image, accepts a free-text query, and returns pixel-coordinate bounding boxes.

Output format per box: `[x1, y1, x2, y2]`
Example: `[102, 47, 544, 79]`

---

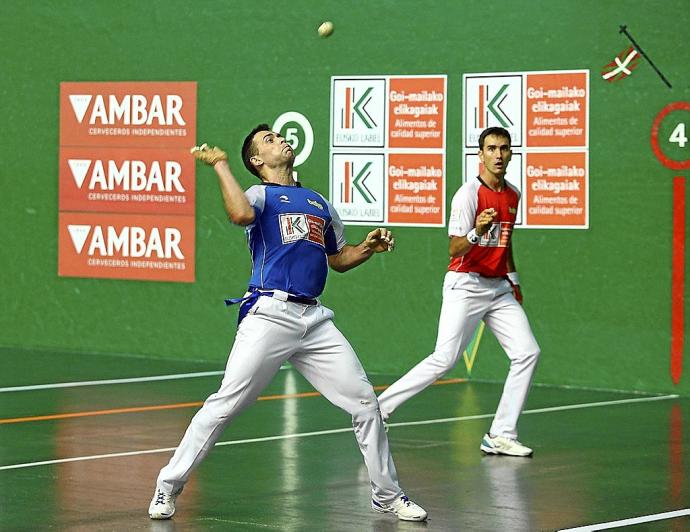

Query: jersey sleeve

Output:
[448, 183, 477, 237]
[323, 199, 347, 255]
[244, 185, 266, 228]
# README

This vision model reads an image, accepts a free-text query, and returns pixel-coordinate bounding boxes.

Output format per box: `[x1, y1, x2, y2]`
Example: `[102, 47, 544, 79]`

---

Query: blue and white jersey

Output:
[243, 183, 346, 298]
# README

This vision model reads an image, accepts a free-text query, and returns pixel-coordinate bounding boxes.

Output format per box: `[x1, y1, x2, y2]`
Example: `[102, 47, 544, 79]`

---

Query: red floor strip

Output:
[0, 378, 467, 424]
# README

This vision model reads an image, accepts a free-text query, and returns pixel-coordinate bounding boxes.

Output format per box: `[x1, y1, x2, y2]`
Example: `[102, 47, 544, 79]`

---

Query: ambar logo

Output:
[67, 159, 185, 192]
[68, 94, 186, 126]
[67, 224, 184, 259]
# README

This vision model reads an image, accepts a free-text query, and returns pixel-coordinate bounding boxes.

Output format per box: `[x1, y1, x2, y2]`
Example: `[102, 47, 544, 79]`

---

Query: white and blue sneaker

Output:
[480, 433, 533, 457]
[372, 495, 428, 521]
[148, 487, 180, 519]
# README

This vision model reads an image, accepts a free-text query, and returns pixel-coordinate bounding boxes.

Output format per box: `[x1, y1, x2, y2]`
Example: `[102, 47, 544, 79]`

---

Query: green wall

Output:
[1, 0, 688, 394]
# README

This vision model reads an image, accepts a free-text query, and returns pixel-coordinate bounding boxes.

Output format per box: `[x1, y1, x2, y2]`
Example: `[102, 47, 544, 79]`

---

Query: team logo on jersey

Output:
[279, 195, 290, 203]
[480, 222, 513, 248]
[279, 213, 325, 246]
[307, 198, 324, 210]
[509, 207, 517, 214]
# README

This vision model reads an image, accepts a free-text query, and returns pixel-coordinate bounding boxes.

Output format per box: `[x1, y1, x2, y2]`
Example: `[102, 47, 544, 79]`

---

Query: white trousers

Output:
[157, 296, 402, 504]
[378, 271, 540, 439]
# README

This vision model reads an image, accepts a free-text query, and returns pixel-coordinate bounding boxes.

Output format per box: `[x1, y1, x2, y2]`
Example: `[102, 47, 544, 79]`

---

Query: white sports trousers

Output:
[157, 295, 403, 504]
[378, 271, 540, 439]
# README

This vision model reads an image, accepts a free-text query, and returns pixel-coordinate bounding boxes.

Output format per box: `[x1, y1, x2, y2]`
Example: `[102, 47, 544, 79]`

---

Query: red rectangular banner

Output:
[525, 72, 587, 148]
[525, 151, 587, 226]
[58, 212, 195, 282]
[59, 147, 194, 214]
[60, 82, 196, 148]
[388, 77, 446, 149]
[387, 153, 444, 224]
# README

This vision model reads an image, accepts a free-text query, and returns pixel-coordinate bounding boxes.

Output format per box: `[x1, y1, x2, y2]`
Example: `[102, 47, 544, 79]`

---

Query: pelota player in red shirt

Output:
[378, 127, 540, 457]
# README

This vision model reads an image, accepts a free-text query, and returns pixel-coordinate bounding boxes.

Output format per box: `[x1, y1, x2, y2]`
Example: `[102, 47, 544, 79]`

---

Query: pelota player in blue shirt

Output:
[149, 124, 427, 522]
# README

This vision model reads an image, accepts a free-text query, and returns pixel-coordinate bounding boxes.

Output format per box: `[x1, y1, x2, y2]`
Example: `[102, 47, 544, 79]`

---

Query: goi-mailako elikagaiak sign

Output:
[463, 70, 589, 229]
[330, 75, 447, 227]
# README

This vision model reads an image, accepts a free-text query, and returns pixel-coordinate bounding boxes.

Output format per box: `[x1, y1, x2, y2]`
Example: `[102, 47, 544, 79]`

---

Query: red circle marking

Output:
[650, 102, 690, 170]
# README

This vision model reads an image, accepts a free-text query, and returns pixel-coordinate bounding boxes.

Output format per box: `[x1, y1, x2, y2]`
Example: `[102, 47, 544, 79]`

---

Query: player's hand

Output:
[191, 143, 228, 166]
[475, 208, 497, 236]
[364, 227, 395, 253]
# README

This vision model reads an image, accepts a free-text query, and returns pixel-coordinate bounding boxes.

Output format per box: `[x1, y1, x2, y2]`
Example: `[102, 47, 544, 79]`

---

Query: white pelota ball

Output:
[318, 21, 334, 38]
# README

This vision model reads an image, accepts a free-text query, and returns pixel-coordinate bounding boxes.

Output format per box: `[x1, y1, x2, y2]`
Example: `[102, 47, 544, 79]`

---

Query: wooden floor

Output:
[0, 349, 688, 531]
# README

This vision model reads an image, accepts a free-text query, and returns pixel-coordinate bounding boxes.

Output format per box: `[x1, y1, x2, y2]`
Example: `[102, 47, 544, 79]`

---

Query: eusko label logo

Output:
[331, 154, 384, 222]
[59, 213, 195, 282]
[278, 214, 326, 247]
[464, 75, 522, 147]
[332, 79, 386, 147]
[60, 82, 196, 148]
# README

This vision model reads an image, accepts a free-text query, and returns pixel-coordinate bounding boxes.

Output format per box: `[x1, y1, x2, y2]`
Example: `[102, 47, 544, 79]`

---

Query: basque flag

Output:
[601, 46, 641, 82]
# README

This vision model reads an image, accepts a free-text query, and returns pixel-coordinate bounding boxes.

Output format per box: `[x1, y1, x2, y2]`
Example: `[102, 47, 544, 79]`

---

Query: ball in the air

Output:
[318, 21, 334, 38]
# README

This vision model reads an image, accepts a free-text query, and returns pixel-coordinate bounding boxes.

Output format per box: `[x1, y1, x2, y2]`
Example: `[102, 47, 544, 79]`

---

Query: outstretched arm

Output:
[328, 227, 394, 273]
[191, 144, 255, 226]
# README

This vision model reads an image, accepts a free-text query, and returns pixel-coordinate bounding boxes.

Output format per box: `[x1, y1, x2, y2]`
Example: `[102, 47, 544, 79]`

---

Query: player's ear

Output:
[250, 155, 263, 170]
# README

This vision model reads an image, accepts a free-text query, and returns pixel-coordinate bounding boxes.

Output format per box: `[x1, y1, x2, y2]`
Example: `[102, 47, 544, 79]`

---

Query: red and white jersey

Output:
[447, 177, 520, 277]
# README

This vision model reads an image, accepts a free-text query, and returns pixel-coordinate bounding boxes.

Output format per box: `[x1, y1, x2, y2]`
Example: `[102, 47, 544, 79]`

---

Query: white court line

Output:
[559, 508, 690, 531]
[0, 366, 296, 393]
[389, 393, 679, 428]
[0, 393, 678, 472]
[0, 371, 226, 392]
[0, 427, 354, 471]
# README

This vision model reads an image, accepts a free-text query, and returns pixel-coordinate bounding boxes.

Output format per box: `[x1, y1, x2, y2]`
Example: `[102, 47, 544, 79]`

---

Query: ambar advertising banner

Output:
[58, 212, 195, 282]
[60, 82, 196, 148]
[58, 81, 197, 282]
[59, 147, 195, 215]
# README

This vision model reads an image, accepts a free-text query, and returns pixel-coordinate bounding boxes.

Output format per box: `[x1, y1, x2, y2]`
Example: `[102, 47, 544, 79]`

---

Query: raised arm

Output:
[328, 227, 394, 273]
[191, 144, 255, 226]
[449, 208, 497, 258]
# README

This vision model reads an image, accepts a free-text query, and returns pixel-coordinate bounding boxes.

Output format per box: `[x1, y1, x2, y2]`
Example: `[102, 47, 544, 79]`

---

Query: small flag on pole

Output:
[601, 46, 641, 82]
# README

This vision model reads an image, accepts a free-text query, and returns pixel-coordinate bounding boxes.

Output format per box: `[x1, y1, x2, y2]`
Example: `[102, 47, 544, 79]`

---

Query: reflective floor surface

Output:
[1, 350, 688, 531]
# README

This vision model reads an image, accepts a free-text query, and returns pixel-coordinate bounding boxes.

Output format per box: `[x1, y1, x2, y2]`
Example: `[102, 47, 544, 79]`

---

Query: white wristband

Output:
[466, 228, 480, 245]
[507, 272, 520, 285]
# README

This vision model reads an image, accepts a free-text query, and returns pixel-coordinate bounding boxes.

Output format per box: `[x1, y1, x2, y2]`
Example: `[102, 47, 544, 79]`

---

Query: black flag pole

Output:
[619, 25, 672, 89]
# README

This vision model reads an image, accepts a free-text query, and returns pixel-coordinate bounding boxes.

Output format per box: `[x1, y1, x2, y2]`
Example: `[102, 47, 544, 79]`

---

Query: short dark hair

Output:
[478, 127, 511, 149]
[241, 123, 271, 178]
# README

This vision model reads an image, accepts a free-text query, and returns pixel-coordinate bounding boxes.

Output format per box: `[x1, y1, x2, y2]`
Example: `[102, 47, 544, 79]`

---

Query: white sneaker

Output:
[480, 433, 533, 457]
[372, 495, 428, 521]
[148, 488, 179, 520]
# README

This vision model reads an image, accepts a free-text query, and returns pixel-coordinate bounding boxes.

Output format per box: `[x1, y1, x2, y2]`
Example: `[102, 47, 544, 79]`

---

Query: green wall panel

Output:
[1, 0, 688, 394]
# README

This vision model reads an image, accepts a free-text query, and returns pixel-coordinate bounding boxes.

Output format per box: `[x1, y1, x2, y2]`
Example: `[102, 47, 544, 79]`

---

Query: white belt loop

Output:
[272, 290, 289, 302]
